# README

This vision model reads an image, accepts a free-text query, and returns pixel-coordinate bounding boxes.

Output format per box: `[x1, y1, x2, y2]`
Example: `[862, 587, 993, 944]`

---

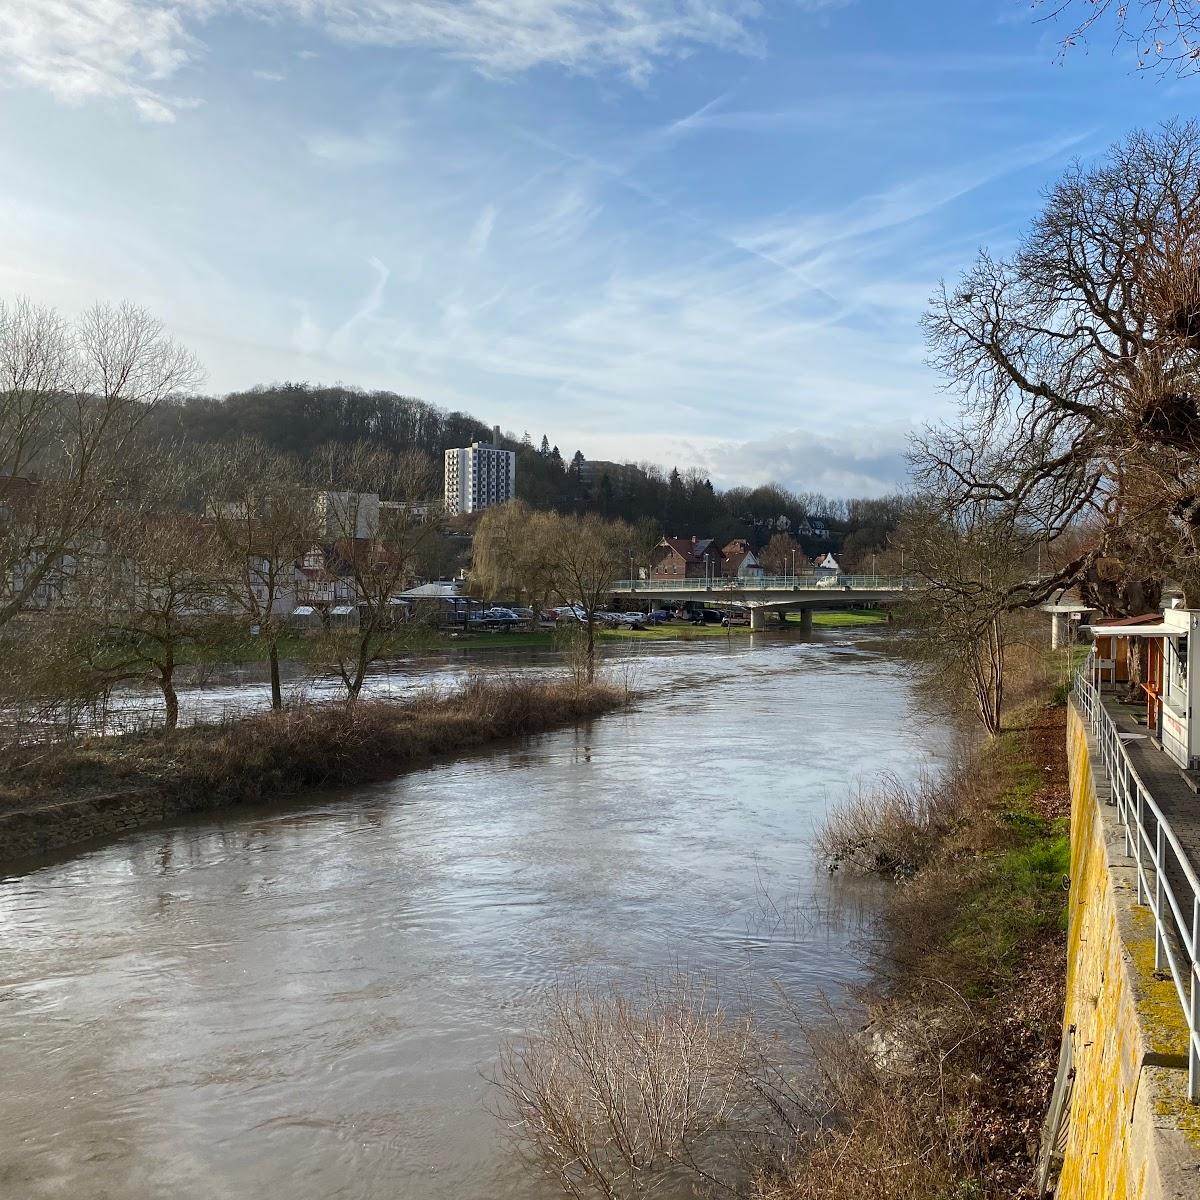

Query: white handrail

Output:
[1074, 656, 1200, 1102]
[612, 575, 913, 592]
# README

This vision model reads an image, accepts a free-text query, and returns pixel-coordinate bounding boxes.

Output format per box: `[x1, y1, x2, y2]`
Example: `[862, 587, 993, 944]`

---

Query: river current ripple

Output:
[0, 634, 946, 1200]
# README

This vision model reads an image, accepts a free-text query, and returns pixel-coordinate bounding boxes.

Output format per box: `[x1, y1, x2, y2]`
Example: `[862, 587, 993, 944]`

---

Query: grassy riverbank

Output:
[0, 676, 630, 865]
[178, 609, 889, 663]
[793, 670, 1071, 1199]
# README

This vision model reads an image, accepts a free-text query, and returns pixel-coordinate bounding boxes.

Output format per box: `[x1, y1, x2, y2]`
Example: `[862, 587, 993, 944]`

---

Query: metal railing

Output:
[612, 574, 913, 593]
[1074, 656, 1200, 1101]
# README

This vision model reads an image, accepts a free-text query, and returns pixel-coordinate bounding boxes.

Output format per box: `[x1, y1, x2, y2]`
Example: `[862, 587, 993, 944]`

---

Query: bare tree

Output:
[893, 498, 1036, 737]
[70, 458, 231, 732]
[759, 533, 804, 577]
[548, 513, 634, 684]
[309, 444, 440, 701]
[1041, 0, 1200, 77]
[920, 121, 1200, 611]
[203, 439, 317, 709]
[0, 298, 202, 626]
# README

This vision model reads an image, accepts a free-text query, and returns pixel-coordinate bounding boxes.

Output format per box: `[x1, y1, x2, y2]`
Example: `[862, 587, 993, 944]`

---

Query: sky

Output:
[0, 1, 1195, 497]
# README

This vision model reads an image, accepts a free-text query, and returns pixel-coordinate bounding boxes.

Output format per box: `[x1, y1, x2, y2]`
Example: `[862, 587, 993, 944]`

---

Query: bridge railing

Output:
[1074, 654, 1200, 1102]
[611, 575, 913, 593]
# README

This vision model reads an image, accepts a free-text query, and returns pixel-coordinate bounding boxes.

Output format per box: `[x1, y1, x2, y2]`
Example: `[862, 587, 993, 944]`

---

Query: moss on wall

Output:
[1057, 703, 1200, 1200]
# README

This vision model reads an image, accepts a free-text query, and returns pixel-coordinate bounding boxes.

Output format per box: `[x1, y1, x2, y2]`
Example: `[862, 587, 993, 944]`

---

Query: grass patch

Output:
[801, 609, 888, 627]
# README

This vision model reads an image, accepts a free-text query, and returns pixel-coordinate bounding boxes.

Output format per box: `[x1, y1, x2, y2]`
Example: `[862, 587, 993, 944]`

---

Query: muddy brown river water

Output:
[0, 635, 947, 1200]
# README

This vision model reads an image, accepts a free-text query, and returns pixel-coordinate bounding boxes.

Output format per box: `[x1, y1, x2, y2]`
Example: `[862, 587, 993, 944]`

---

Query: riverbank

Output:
[786, 680, 1070, 1198]
[0, 676, 629, 869]
[169, 609, 889, 664]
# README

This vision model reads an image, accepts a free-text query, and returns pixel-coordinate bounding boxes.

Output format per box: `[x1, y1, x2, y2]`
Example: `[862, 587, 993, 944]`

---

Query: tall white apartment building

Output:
[444, 428, 516, 515]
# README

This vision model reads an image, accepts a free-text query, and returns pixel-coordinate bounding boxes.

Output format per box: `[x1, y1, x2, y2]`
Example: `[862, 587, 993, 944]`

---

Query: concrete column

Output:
[750, 606, 767, 631]
[798, 607, 812, 633]
[1051, 612, 1066, 650]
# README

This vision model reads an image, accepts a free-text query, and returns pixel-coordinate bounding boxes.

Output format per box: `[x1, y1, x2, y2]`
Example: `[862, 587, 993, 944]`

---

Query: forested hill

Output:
[146, 383, 494, 461]
[148, 382, 902, 565]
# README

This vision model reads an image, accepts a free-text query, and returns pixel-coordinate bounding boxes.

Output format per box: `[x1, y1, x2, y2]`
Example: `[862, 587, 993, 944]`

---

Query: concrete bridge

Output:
[609, 575, 911, 630]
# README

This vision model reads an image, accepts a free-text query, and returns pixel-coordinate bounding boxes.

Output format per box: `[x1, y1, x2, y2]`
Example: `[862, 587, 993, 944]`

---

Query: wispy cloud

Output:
[464, 204, 498, 259]
[0, 0, 197, 121]
[0, 1, 773, 121]
[306, 128, 398, 167]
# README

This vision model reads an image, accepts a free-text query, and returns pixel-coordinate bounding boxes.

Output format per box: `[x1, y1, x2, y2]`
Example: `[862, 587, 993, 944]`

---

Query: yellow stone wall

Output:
[1057, 703, 1199, 1200]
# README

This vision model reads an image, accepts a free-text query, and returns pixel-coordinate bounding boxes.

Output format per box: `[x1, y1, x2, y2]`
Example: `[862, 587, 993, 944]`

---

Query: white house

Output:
[721, 539, 764, 578]
[813, 552, 841, 576]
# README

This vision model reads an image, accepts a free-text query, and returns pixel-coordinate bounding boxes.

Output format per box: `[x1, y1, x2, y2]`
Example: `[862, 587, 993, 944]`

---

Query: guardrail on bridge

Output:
[1074, 655, 1200, 1102]
[611, 575, 913, 592]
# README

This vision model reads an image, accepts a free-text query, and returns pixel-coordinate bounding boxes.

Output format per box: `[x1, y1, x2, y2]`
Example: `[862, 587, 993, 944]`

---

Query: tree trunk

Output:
[347, 632, 371, 703]
[585, 616, 596, 684]
[1124, 638, 1145, 705]
[161, 662, 179, 733]
[268, 640, 283, 710]
[969, 618, 1004, 737]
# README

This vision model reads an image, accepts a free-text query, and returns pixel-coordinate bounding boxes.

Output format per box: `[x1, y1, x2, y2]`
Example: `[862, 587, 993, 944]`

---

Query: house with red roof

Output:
[649, 536, 726, 581]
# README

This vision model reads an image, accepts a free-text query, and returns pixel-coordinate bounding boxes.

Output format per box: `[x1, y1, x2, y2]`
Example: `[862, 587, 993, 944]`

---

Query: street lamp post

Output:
[791, 548, 796, 587]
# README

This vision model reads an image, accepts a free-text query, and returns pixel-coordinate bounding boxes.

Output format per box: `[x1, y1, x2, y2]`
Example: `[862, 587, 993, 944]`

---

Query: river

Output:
[0, 634, 946, 1200]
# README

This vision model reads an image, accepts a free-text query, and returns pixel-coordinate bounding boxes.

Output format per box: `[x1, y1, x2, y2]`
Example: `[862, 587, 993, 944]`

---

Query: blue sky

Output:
[0, 1, 1194, 495]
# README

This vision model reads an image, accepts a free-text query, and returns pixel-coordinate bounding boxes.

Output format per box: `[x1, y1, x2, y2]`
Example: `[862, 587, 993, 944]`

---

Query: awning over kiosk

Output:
[1083, 622, 1173, 637]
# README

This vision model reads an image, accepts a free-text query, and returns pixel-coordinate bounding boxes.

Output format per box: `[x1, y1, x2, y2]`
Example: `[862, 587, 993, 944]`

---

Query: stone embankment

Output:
[1054, 702, 1200, 1199]
[0, 789, 175, 863]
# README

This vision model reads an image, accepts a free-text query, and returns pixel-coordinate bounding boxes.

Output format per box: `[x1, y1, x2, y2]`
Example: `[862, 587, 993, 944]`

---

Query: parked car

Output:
[690, 608, 725, 625]
[620, 612, 649, 630]
[722, 609, 750, 627]
[549, 605, 585, 622]
[647, 609, 674, 624]
[474, 607, 522, 627]
[595, 610, 626, 626]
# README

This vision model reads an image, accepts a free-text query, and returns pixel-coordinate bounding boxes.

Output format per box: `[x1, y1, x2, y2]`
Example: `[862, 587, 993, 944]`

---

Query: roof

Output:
[398, 581, 464, 599]
[656, 536, 726, 563]
[1086, 612, 1175, 638]
[1086, 621, 1174, 637]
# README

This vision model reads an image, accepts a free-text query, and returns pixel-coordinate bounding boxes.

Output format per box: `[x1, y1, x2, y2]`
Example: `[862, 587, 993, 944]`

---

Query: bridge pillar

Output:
[750, 607, 768, 631]
[798, 607, 812, 633]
